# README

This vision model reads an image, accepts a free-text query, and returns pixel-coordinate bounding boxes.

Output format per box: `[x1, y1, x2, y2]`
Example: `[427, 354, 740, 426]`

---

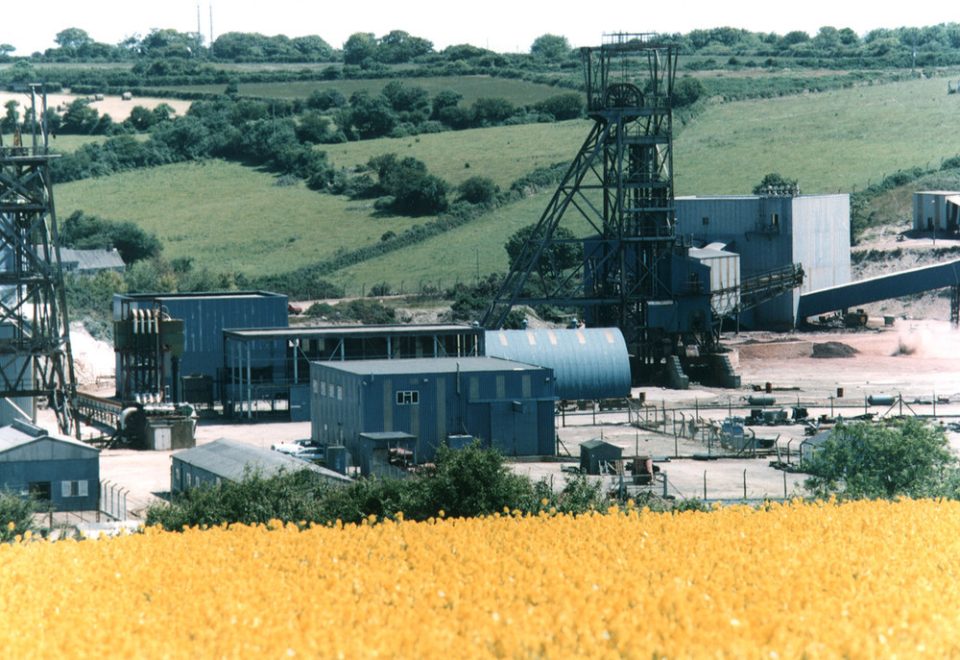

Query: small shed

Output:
[170, 438, 350, 493]
[800, 429, 834, 466]
[347, 431, 418, 477]
[579, 439, 622, 475]
[0, 420, 100, 511]
[913, 191, 960, 233]
[60, 248, 125, 274]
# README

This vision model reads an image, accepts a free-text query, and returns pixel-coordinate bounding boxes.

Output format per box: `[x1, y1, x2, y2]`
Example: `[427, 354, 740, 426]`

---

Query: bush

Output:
[457, 176, 499, 205]
[534, 93, 583, 120]
[145, 469, 327, 530]
[804, 419, 957, 499]
[0, 490, 41, 542]
[61, 210, 162, 264]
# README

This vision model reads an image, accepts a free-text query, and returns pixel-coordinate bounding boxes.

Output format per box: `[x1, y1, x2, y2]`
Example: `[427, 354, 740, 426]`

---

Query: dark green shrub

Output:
[0, 490, 41, 542]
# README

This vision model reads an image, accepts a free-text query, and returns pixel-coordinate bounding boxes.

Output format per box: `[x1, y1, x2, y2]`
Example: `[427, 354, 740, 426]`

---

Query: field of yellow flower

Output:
[1, 499, 959, 656]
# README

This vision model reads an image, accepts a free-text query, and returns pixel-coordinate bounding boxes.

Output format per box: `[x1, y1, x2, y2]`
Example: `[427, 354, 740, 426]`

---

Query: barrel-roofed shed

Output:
[484, 328, 631, 400]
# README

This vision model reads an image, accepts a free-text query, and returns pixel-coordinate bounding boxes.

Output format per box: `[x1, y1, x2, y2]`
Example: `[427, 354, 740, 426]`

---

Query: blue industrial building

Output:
[675, 194, 850, 328]
[484, 328, 631, 400]
[0, 420, 100, 511]
[113, 291, 288, 402]
[222, 324, 484, 421]
[311, 357, 557, 462]
[171, 438, 349, 494]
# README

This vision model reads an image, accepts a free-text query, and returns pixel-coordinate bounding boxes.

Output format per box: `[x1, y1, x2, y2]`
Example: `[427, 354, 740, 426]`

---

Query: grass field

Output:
[161, 75, 573, 106]
[49, 75, 960, 291]
[674, 77, 960, 195]
[54, 160, 424, 277]
[324, 120, 588, 188]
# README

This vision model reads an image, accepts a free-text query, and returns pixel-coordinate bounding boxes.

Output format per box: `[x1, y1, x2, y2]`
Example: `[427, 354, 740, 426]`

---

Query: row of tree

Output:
[11, 23, 960, 66]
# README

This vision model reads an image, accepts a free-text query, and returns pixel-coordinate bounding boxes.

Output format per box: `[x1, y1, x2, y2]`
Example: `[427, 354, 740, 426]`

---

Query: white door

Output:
[154, 427, 172, 451]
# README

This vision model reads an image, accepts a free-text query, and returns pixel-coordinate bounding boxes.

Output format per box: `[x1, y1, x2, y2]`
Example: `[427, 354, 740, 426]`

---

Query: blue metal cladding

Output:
[0, 433, 100, 512]
[310, 357, 556, 461]
[484, 328, 631, 400]
[114, 292, 288, 395]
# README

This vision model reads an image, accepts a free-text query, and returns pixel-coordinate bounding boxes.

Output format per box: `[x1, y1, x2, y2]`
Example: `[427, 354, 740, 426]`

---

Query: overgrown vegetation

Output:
[145, 443, 609, 530]
[804, 419, 959, 499]
[60, 211, 162, 264]
[0, 490, 40, 543]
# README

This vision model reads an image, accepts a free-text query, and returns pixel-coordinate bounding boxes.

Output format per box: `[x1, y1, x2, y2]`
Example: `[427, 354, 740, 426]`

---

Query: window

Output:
[336, 385, 343, 400]
[771, 213, 780, 228]
[61, 480, 88, 498]
[396, 390, 419, 405]
[702, 216, 710, 226]
[320, 381, 327, 397]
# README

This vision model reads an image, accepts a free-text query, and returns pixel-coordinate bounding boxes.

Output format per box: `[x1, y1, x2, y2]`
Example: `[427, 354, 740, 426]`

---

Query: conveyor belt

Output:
[797, 258, 960, 320]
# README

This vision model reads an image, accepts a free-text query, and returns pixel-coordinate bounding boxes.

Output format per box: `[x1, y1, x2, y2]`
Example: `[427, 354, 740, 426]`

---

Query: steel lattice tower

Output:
[482, 34, 684, 380]
[0, 85, 77, 433]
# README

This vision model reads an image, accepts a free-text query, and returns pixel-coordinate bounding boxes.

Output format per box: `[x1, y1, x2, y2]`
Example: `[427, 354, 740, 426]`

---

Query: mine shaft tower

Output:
[483, 34, 689, 381]
[0, 85, 77, 433]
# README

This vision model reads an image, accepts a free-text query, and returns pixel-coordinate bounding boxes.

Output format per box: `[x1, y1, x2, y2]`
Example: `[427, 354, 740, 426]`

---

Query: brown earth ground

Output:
[0, 91, 191, 124]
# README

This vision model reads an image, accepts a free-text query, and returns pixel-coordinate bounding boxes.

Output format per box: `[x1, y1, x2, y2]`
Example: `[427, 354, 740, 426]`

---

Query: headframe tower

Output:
[482, 34, 693, 382]
[0, 84, 77, 433]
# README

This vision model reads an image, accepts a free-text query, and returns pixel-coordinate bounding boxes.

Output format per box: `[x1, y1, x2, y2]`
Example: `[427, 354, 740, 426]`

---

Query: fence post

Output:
[743, 469, 747, 500]
[783, 471, 788, 498]
[703, 471, 707, 500]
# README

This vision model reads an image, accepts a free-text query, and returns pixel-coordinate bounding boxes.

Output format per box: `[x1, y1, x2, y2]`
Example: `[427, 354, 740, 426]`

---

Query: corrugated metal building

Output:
[311, 357, 556, 463]
[114, 291, 288, 401]
[170, 438, 349, 493]
[675, 194, 850, 327]
[688, 244, 740, 318]
[0, 420, 100, 511]
[913, 191, 960, 233]
[60, 248, 125, 274]
[579, 439, 622, 475]
[222, 324, 483, 421]
[484, 328, 630, 400]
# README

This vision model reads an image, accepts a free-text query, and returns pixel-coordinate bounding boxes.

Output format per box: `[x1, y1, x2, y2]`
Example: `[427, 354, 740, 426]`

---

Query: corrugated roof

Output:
[0, 422, 99, 454]
[60, 248, 125, 272]
[225, 324, 479, 339]
[173, 438, 349, 483]
[581, 439, 619, 450]
[312, 356, 543, 376]
[118, 291, 285, 302]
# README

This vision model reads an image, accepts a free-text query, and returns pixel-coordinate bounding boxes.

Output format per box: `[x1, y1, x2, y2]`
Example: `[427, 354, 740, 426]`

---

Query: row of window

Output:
[313, 379, 419, 406]
[313, 381, 344, 400]
[12, 480, 89, 499]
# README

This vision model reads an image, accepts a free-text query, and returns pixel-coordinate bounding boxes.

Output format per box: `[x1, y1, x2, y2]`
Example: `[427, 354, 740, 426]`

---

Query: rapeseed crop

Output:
[1, 499, 958, 657]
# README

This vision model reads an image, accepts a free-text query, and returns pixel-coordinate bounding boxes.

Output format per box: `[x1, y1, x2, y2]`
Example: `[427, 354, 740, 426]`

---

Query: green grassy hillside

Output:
[53, 76, 960, 293]
[55, 160, 424, 277]
[324, 120, 587, 188]
[675, 77, 958, 195]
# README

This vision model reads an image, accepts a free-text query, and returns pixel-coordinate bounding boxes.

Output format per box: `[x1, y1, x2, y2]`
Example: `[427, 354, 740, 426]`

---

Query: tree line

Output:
[5, 24, 960, 68]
